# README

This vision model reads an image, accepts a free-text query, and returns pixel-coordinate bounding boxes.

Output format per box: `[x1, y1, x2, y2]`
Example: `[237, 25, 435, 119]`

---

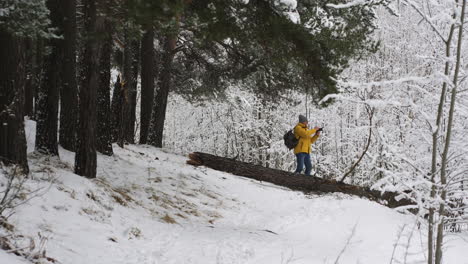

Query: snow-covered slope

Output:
[1, 120, 467, 264]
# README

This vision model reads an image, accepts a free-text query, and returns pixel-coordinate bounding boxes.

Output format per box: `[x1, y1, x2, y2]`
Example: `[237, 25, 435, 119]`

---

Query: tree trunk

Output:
[33, 38, 44, 120]
[0, 29, 29, 173]
[24, 39, 36, 118]
[75, 0, 104, 178]
[435, 1, 466, 263]
[139, 27, 155, 144]
[59, 0, 79, 152]
[117, 27, 134, 147]
[428, 20, 455, 264]
[187, 152, 414, 209]
[126, 39, 140, 144]
[96, 17, 114, 156]
[35, 0, 62, 156]
[111, 74, 122, 142]
[148, 32, 178, 148]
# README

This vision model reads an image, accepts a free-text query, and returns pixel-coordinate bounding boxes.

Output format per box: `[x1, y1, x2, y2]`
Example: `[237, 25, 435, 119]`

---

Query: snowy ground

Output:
[1, 120, 467, 264]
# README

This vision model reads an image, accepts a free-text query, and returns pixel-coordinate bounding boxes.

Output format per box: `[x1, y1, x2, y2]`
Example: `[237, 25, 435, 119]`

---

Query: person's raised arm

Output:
[294, 126, 317, 138]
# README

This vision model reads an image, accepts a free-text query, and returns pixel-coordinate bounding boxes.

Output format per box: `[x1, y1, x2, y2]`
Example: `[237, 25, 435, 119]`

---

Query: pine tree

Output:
[117, 26, 133, 147]
[119, 0, 183, 147]
[148, 31, 178, 148]
[139, 27, 155, 144]
[96, 14, 114, 156]
[126, 39, 140, 144]
[33, 39, 45, 119]
[35, 0, 62, 156]
[111, 75, 123, 142]
[0, 0, 50, 172]
[59, 0, 79, 152]
[143, 0, 379, 147]
[24, 39, 37, 118]
[0, 29, 29, 173]
[75, 0, 104, 178]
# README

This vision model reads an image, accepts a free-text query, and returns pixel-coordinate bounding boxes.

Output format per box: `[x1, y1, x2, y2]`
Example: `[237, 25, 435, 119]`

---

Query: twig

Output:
[403, 0, 447, 43]
[340, 108, 374, 183]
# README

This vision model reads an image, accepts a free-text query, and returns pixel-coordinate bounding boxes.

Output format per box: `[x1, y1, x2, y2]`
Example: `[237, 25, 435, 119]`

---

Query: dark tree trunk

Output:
[0, 29, 29, 173]
[118, 28, 139, 147]
[59, 0, 78, 152]
[33, 38, 45, 120]
[117, 28, 132, 147]
[35, 0, 63, 156]
[126, 39, 140, 144]
[139, 27, 155, 144]
[111, 74, 122, 142]
[187, 152, 415, 209]
[24, 39, 36, 118]
[148, 33, 177, 148]
[96, 17, 114, 156]
[75, 0, 104, 178]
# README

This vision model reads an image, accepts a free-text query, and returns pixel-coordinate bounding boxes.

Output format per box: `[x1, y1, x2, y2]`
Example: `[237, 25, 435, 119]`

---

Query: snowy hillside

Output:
[1, 120, 467, 264]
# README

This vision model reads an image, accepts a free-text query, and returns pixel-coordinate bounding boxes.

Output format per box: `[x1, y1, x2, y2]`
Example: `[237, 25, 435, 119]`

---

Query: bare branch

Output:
[403, 0, 447, 43]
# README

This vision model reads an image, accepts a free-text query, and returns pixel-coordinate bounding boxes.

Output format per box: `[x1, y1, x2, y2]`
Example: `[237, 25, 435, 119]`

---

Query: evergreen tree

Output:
[129, 0, 380, 148]
[24, 39, 37, 118]
[127, 39, 140, 144]
[111, 75, 123, 142]
[35, 0, 63, 156]
[0, 0, 51, 172]
[96, 10, 114, 156]
[59, 0, 79, 152]
[0, 29, 29, 173]
[117, 25, 136, 147]
[139, 26, 155, 144]
[180, 0, 379, 100]
[75, 0, 105, 178]
[147, 31, 178, 148]
[33, 39, 45, 119]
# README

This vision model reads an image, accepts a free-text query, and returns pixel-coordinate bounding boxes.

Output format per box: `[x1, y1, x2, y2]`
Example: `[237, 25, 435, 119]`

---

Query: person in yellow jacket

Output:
[293, 114, 321, 175]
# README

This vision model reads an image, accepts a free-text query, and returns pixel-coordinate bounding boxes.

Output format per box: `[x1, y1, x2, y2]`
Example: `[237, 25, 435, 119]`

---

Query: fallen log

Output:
[187, 152, 414, 209]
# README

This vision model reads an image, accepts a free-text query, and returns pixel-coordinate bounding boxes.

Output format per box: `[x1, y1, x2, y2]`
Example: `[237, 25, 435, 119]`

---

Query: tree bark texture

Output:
[111, 75, 122, 142]
[59, 0, 79, 152]
[148, 33, 178, 148]
[96, 17, 114, 156]
[187, 152, 415, 209]
[117, 28, 134, 147]
[35, 0, 62, 156]
[0, 29, 29, 173]
[75, 0, 104, 178]
[33, 38, 45, 120]
[126, 39, 140, 144]
[24, 39, 36, 118]
[139, 27, 155, 144]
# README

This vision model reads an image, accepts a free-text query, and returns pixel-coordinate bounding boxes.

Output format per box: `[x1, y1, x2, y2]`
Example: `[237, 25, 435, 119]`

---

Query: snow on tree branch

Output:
[0, 0, 51, 37]
[326, 0, 384, 9]
[273, 0, 300, 24]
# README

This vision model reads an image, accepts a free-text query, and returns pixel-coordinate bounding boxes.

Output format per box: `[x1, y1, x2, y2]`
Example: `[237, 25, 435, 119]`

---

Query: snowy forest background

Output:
[1, 0, 468, 263]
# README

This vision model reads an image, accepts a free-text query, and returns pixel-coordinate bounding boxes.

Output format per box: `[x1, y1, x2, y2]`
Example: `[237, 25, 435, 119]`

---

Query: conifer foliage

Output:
[1, 0, 380, 176]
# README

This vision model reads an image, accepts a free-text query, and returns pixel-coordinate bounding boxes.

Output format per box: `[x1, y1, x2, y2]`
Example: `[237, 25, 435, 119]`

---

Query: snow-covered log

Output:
[187, 152, 414, 209]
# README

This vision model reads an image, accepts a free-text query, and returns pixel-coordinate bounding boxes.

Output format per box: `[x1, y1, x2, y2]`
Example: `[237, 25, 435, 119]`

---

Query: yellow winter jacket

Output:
[293, 123, 320, 154]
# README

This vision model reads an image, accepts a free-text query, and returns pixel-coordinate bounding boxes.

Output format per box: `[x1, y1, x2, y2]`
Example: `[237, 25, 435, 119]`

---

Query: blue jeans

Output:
[295, 152, 312, 176]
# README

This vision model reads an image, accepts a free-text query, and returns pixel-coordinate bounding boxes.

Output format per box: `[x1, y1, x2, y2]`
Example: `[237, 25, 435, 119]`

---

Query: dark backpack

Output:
[283, 129, 298, 150]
